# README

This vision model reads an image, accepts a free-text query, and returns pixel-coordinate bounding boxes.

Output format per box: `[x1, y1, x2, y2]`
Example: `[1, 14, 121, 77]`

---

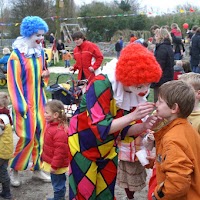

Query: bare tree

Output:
[10, 0, 49, 20]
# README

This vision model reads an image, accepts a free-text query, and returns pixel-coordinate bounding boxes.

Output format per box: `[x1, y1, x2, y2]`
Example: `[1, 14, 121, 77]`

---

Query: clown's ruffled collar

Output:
[12, 36, 42, 58]
[101, 58, 148, 111]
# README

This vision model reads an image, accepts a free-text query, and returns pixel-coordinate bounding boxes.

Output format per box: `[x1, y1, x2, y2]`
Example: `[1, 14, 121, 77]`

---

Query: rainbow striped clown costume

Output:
[7, 16, 49, 171]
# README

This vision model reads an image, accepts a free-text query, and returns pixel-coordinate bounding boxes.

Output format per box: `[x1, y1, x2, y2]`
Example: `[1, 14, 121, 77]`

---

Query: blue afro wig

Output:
[20, 16, 49, 37]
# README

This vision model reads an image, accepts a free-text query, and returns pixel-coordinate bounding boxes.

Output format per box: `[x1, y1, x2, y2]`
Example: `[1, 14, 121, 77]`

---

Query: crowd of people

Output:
[1, 15, 200, 200]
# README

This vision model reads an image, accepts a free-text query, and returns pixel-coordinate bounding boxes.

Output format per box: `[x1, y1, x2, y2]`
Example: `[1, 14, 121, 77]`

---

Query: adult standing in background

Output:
[56, 39, 65, 60]
[49, 33, 55, 45]
[0, 47, 11, 73]
[151, 27, 174, 102]
[115, 39, 122, 59]
[119, 36, 124, 50]
[190, 27, 200, 73]
[7, 16, 51, 187]
[69, 31, 103, 82]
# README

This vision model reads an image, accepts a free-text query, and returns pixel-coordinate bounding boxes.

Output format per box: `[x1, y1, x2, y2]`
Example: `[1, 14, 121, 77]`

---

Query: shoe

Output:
[0, 192, 12, 199]
[32, 170, 51, 183]
[10, 170, 20, 187]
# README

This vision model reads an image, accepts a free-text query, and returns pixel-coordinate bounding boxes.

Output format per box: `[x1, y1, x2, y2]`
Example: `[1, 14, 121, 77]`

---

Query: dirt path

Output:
[9, 134, 151, 200]
[10, 169, 151, 200]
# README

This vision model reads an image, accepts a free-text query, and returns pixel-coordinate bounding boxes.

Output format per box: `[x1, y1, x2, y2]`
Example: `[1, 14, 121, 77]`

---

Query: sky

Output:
[74, 0, 200, 13]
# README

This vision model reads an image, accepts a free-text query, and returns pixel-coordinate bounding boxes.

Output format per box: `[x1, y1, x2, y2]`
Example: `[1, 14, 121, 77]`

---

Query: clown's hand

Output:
[42, 70, 50, 78]
[144, 115, 163, 130]
[131, 102, 155, 121]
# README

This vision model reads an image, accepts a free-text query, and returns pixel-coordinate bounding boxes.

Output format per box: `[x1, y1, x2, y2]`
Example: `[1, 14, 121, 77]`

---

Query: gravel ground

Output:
[8, 130, 152, 200]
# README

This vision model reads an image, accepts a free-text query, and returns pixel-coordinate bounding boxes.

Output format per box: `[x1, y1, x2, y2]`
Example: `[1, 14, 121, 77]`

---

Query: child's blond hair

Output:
[171, 23, 181, 32]
[179, 72, 200, 91]
[155, 28, 172, 43]
[0, 92, 10, 108]
[45, 100, 68, 124]
[175, 60, 183, 67]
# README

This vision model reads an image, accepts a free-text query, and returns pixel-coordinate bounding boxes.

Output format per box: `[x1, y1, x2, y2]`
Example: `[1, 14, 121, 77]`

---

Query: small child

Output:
[42, 100, 69, 200]
[182, 60, 192, 73]
[0, 92, 13, 199]
[62, 50, 72, 68]
[117, 84, 160, 200]
[152, 80, 200, 200]
[179, 72, 200, 134]
[173, 60, 185, 80]
[171, 23, 183, 56]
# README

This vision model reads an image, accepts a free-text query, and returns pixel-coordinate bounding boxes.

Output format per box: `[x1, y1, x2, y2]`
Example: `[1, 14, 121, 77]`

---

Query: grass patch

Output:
[2, 57, 154, 103]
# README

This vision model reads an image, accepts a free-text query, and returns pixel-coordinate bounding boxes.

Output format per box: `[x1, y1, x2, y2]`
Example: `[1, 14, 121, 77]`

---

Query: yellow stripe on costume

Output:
[98, 140, 115, 157]
[68, 133, 81, 155]
[85, 162, 97, 184]
[110, 99, 117, 116]
[96, 172, 107, 195]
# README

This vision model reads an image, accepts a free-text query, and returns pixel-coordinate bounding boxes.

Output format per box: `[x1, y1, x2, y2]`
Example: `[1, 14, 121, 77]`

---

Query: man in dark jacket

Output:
[56, 39, 65, 60]
[115, 39, 122, 58]
[190, 27, 200, 73]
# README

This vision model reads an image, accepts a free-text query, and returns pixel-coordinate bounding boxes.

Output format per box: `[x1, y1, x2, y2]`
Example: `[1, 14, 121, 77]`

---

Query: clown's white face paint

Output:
[124, 83, 150, 97]
[27, 30, 45, 48]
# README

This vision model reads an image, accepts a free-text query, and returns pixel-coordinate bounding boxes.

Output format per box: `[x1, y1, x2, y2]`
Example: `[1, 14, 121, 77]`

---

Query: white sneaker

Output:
[10, 170, 20, 187]
[32, 170, 51, 183]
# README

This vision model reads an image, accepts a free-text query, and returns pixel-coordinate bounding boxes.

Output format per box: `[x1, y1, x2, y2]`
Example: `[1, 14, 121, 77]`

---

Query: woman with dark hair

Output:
[70, 31, 103, 82]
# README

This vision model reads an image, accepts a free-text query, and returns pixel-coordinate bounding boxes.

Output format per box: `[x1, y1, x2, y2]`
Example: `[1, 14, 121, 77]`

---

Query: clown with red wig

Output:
[68, 43, 162, 200]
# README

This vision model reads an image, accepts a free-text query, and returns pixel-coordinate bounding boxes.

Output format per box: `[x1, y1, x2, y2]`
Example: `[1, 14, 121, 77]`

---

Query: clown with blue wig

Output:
[7, 16, 51, 187]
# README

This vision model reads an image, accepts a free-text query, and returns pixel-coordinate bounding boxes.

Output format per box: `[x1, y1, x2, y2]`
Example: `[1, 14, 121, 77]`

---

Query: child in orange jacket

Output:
[63, 50, 72, 68]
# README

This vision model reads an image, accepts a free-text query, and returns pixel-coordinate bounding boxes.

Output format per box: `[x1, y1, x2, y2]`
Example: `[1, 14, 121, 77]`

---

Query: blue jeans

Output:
[116, 51, 121, 59]
[65, 60, 70, 67]
[50, 173, 66, 200]
[174, 53, 182, 60]
[191, 65, 200, 73]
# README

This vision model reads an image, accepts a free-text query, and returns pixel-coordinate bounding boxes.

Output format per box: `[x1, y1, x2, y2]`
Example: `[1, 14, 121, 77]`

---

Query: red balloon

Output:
[183, 23, 189, 29]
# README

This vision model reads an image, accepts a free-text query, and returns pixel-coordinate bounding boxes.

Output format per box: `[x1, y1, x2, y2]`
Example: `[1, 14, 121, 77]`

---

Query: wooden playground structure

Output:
[45, 23, 81, 66]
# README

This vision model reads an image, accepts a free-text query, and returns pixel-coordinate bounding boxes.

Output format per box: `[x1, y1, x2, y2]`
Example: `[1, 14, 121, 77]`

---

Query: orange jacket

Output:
[154, 118, 200, 200]
[62, 52, 72, 61]
[130, 36, 137, 43]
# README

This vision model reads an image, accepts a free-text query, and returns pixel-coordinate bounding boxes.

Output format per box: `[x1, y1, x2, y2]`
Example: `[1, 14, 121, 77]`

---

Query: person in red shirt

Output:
[69, 31, 103, 82]
[129, 33, 137, 43]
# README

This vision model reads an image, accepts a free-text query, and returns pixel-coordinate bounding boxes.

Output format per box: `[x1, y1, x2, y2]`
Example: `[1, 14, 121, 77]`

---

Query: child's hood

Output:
[0, 114, 10, 125]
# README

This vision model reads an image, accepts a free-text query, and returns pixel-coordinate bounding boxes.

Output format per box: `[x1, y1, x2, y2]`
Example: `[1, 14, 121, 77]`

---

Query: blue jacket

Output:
[0, 54, 10, 72]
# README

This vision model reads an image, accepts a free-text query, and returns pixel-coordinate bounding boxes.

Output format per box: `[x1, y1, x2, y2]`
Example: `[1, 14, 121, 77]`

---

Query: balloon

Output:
[183, 23, 189, 29]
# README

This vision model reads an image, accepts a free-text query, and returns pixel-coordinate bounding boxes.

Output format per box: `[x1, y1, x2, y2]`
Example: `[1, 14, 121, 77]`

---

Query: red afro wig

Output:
[116, 43, 162, 86]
